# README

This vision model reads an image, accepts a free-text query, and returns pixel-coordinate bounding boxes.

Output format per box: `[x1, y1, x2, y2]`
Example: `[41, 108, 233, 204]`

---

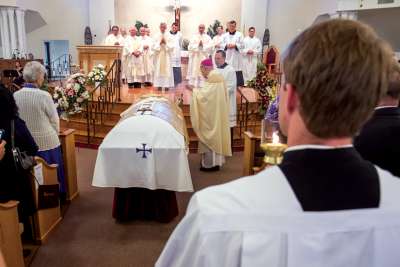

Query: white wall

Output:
[266, 0, 337, 51]
[0, 0, 17, 6]
[16, 0, 89, 62]
[241, 0, 268, 40]
[115, 0, 241, 39]
[89, 0, 115, 45]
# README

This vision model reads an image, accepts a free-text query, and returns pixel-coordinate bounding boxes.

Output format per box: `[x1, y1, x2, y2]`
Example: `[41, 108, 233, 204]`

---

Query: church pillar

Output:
[7, 8, 18, 57]
[0, 8, 11, 58]
[15, 9, 27, 56]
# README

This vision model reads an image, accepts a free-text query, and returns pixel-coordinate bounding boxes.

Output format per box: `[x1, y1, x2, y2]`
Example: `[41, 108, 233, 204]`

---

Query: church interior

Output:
[1, 0, 400, 266]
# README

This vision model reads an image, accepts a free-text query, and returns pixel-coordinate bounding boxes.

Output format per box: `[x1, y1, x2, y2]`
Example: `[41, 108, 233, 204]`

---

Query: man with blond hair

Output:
[156, 20, 400, 267]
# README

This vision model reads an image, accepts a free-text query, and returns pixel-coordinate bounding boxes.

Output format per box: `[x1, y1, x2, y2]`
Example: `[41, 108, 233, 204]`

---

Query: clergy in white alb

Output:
[152, 23, 175, 90]
[190, 58, 232, 171]
[138, 27, 154, 86]
[124, 27, 145, 88]
[214, 50, 237, 128]
[242, 27, 262, 83]
[170, 22, 183, 86]
[187, 24, 212, 88]
[92, 96, 193, 222]
[223, 20, 244, 86]
[156, 19, 400, 267]
[103, 25, 124, 46]
[211, 25, 225, 67]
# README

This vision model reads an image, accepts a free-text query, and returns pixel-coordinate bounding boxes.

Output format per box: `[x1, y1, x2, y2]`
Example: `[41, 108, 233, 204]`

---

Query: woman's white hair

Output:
[23, 61, 47, 83]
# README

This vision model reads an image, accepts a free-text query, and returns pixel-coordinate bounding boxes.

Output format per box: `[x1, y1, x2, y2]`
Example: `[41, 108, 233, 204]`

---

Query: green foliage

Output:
[135, 20, 148, 36]
[257, 62, 267, 72]
[207, 20, 222, 38]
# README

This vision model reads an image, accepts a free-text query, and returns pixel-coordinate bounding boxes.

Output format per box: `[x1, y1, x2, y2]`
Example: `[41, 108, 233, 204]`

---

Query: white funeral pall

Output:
[92, 114, 193, 192]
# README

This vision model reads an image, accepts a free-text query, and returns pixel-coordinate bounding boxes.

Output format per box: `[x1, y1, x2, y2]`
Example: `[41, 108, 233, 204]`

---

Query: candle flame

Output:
[272, 132, 280, 144]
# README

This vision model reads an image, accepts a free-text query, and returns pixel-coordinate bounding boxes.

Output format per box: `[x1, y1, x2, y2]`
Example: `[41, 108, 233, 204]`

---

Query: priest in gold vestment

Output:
[190, 58, 232, 171]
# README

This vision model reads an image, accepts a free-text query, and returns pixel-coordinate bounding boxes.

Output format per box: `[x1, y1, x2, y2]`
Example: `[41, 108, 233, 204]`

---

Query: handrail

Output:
[47, 54, 72, 82]
[85, 60, 121, 144]
[237, 87, 250, 138]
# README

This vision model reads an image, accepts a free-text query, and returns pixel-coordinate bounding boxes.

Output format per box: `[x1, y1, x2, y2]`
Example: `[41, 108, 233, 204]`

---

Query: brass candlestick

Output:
[260, 132, 288, 165]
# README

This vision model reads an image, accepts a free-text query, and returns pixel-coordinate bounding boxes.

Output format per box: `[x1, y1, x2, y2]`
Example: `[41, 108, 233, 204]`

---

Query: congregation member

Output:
[190, 58, 232, 172]
[214, 50, 237, 143]
[354, 61, 400, 177]
[223, 20, 244, 86]
[124, 27, 144, 88]
[152, 22, 175, 91]
[170, 22, 183, 87]
[242, 27, 262, 83]
[104, 25, 123, 46]
[211, 25, 225, 67]
[13, 62, 67, 201]
[139, 26, 154, 86]
[187, 24, 212, 87]
[156, 20, 400, 266]
[0, 84, 38, 240]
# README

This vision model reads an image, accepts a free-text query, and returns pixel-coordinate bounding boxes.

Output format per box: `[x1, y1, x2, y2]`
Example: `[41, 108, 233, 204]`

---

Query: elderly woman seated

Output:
[13, 61, 67, 201]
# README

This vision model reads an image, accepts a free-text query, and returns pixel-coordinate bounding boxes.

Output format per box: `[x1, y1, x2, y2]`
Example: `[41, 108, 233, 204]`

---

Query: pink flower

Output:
[67, 89, 75, 96]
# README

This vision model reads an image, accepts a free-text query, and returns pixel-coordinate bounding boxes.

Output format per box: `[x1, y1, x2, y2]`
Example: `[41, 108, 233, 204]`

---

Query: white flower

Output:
[97, 64, 104, 69]
[53, 93, 59, 99]
[88, 72, 94, 77]
[74, 83, 80, 92]
[66, 83, 72, 89]
[76, 97, 84, 103]
[102, 71, 107, 76]
[95, 75, 100, 80]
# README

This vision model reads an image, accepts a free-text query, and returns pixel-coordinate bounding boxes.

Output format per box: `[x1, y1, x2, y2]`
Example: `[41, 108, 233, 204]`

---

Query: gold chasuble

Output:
[190, 71, 232, 157]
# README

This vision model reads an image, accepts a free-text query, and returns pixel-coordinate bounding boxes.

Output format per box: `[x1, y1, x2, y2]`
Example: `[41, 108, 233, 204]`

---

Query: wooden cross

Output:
[174, 0, 181, 31]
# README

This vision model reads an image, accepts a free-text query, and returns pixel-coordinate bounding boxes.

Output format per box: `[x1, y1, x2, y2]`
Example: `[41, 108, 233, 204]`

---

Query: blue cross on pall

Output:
[136, 143, 152, 159]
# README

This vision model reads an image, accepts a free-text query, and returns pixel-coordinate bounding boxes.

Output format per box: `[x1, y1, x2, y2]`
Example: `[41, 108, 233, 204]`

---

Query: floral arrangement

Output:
[53, 73, 90, 117]
[246, 63, 278, 116]
[87, 64, 107, 86]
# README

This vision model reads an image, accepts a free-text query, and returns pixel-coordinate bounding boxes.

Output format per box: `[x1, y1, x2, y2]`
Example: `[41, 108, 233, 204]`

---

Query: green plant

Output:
[207, 20, 222, 38]
[135, 20, 148, 36]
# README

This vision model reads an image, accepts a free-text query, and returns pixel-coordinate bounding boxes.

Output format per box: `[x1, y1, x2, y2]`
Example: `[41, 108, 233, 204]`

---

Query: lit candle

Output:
[272, 131, 280, 144]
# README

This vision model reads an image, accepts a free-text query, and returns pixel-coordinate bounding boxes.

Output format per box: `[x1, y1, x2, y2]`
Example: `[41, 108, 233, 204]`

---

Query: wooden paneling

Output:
[76, 45, 122, 73]
[59, 129, 79, 201]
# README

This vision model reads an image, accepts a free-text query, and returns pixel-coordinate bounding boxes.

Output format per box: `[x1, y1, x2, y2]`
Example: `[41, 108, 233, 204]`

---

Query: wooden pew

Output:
[0, 201, 24, 267]
[33, 157, 62, 243]
[59, 129, 79, 201]
[243, 131, 265, 176]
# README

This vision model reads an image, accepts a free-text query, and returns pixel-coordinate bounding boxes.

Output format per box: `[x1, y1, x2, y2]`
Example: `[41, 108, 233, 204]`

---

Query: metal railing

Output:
[47, 54, 72, 81]
[86, 60, 121, 144]
[237, 88, 250, 137]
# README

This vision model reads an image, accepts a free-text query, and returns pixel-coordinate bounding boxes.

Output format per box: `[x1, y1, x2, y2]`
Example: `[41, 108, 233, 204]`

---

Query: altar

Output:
[92, 95, 193, 222]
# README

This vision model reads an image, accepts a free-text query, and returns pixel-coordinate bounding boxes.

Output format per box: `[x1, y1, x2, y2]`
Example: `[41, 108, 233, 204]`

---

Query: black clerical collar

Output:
[217, 63, 228, 69]
[229, 31, 236, 35]
[170, 31, 177, 35]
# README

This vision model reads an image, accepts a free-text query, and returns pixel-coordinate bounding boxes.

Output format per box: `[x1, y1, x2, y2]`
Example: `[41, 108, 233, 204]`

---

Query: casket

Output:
[92, 95, 193, 222]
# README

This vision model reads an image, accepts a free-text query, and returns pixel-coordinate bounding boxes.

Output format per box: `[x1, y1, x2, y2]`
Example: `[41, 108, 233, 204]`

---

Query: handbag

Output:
[10, 119, 35, 170]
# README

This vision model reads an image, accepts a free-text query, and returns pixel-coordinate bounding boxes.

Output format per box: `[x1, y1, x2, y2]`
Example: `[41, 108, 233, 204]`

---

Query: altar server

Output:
[187, 24, 212, 87]
[152, 22, 175, 91]
[222, 20, 244, 86]
[169, 22, 183, 86]
[214, 50, 237, 129]
[157, 20, 400, 267]
[190, 58, 231, 171]
[242, 27, 262, 83]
